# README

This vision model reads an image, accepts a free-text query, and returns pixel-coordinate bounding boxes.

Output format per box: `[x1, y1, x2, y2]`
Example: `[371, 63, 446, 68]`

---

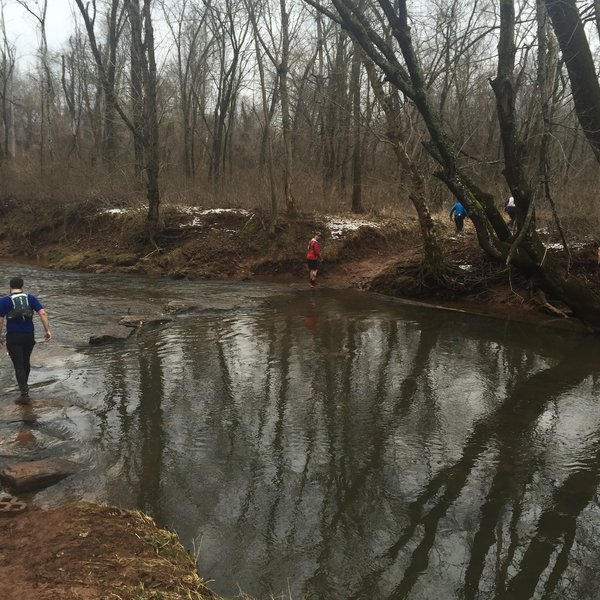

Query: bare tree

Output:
[17, 0, 54, 172]
[61, 32, 88, 161]
[0, 2, 15, 161]
[75, 0, 161, 234]
[248, 0, 278, 231]
[203, 0, 251, 185]
[125, 0, 160, 233]
[73, 0, 125, 168]
[162, 0, 212, 180]
[349, 42, 363, 213]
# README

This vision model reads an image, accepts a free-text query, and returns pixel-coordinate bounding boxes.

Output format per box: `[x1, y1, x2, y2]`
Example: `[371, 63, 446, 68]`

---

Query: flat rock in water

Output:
[118, 315, 173, 328]
[164, 300, 201, 314]
[89, 324, 134, 345]
[0, 458, 82, 492]
[0, 429, 63, 457]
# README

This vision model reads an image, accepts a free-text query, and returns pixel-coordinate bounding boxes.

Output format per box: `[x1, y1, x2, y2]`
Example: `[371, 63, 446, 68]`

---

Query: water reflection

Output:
[0, 264, 599, 599]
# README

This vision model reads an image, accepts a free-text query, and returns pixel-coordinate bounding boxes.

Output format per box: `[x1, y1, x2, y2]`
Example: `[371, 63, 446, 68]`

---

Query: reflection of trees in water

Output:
[136, 336, 165, 520]
[350, 349, 596, 600]
[95, 348, 139, 494]
[91, 302, 600, 600]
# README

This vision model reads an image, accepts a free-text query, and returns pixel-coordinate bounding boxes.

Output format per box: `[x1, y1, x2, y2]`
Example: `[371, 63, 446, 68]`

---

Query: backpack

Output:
[8, 293, 33, 319]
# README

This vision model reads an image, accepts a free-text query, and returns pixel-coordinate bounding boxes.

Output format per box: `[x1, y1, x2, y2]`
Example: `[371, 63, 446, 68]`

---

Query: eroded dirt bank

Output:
[0, 502, 214, 600]
[1, 205, 596, 331]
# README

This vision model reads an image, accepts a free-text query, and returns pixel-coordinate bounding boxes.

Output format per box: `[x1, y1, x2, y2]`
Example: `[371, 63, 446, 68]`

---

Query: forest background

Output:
[1, 0, 600, 330]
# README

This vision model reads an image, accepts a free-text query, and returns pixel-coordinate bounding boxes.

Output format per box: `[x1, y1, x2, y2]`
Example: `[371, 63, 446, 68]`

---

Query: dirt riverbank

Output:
[1, 204, 596, 332]
[0, 205, 597, 599]
[0, 501, 215, 600]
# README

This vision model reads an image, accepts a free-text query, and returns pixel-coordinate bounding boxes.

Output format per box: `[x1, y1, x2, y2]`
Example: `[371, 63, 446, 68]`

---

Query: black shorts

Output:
[307, 259, 319, 270]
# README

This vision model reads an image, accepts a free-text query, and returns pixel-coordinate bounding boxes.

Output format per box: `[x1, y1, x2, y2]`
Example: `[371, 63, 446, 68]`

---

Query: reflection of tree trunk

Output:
[265, 315, 291, 556]
[137, 342, 164, 521]
[505, 440, 600, 598]
[309, 323, 438, 600]
[351, 349, 593, 599]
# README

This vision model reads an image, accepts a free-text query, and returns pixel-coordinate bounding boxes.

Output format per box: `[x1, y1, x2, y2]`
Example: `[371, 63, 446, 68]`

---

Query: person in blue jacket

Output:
[0, 277, 51, 404]
[449, 200, 468, 233]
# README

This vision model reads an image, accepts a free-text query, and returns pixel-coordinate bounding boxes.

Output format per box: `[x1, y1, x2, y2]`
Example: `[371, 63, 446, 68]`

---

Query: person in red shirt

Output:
[306, 232, 323, 287]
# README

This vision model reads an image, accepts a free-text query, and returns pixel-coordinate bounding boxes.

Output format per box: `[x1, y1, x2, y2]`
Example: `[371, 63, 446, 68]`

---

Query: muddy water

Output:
[1, 264, 599, 600]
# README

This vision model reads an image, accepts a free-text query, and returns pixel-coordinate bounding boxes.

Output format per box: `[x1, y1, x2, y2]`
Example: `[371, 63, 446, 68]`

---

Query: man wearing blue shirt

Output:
[0, 277, 51, 404]
[449, 200, 468, 234]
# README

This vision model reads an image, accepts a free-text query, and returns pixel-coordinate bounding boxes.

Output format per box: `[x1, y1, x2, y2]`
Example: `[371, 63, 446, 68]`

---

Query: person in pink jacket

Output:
[306, 232, 323, 287]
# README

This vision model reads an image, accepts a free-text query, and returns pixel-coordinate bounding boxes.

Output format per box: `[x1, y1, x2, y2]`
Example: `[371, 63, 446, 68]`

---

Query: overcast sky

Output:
[4, 0, 74, 63]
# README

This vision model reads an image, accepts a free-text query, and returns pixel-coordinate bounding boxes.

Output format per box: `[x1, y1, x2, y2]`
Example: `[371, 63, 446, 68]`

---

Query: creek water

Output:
[0, 263, 599, 600]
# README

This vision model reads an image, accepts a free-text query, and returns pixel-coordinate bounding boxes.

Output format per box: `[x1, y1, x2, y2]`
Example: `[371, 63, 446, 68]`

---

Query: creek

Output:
[0, 263, 599, 600]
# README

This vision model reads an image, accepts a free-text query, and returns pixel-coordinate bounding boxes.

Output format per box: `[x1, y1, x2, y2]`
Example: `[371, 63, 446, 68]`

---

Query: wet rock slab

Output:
[164, 300, 201, 314]
[0, 429, 64, 457]
[0, 458, 82, 492]
[118, 314, 173, 328]
[89, 324, 134, 345]
[0, 397, 69, 423]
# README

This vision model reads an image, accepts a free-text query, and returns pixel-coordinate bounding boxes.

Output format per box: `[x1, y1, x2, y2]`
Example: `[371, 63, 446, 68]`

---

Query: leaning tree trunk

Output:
[362, 55, 442, 271]
[545, 0, 600, 164]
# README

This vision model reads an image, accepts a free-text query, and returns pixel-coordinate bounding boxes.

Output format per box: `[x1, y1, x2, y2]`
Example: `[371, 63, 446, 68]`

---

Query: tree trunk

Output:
[141, 0, 160, 234]
[350, 44, 363, 213]
[363, 56, 442, 269]
[129, 0, 145, 183]
[545, 0, 600, 163]
[279, 0, 297, 216]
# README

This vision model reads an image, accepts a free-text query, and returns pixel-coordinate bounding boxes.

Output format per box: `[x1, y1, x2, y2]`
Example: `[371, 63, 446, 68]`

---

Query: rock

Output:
[0, 492, 27, 515]
[89, 324, 133, 345]
[163, 300, 200, 314]
[118, 315, 173, 328]
[113, 254, 139, 267]
[14, 430, 36, 446]
[0, 458, 82, 492]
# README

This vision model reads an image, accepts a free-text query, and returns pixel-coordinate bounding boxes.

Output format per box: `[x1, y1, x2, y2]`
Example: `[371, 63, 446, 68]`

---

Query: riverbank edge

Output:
[0, 206, 592, 335]
[0, 501, 219, 600]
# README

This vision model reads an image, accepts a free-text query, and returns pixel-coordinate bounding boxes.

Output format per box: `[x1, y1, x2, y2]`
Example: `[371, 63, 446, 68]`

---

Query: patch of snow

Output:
[325, 216, 380, 239]
[202, 208, 251, 216]
[180, 217, 203, 228]
[177, 207, 251, 216]
[546, 242, 587, 250]
[178, 206, 201, 214]
[100, 208, 128, 215]
[177, 207, 252, 228]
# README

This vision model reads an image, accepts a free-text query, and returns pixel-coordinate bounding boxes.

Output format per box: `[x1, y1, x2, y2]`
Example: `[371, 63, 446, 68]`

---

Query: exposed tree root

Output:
[369, 259, 508, 299]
